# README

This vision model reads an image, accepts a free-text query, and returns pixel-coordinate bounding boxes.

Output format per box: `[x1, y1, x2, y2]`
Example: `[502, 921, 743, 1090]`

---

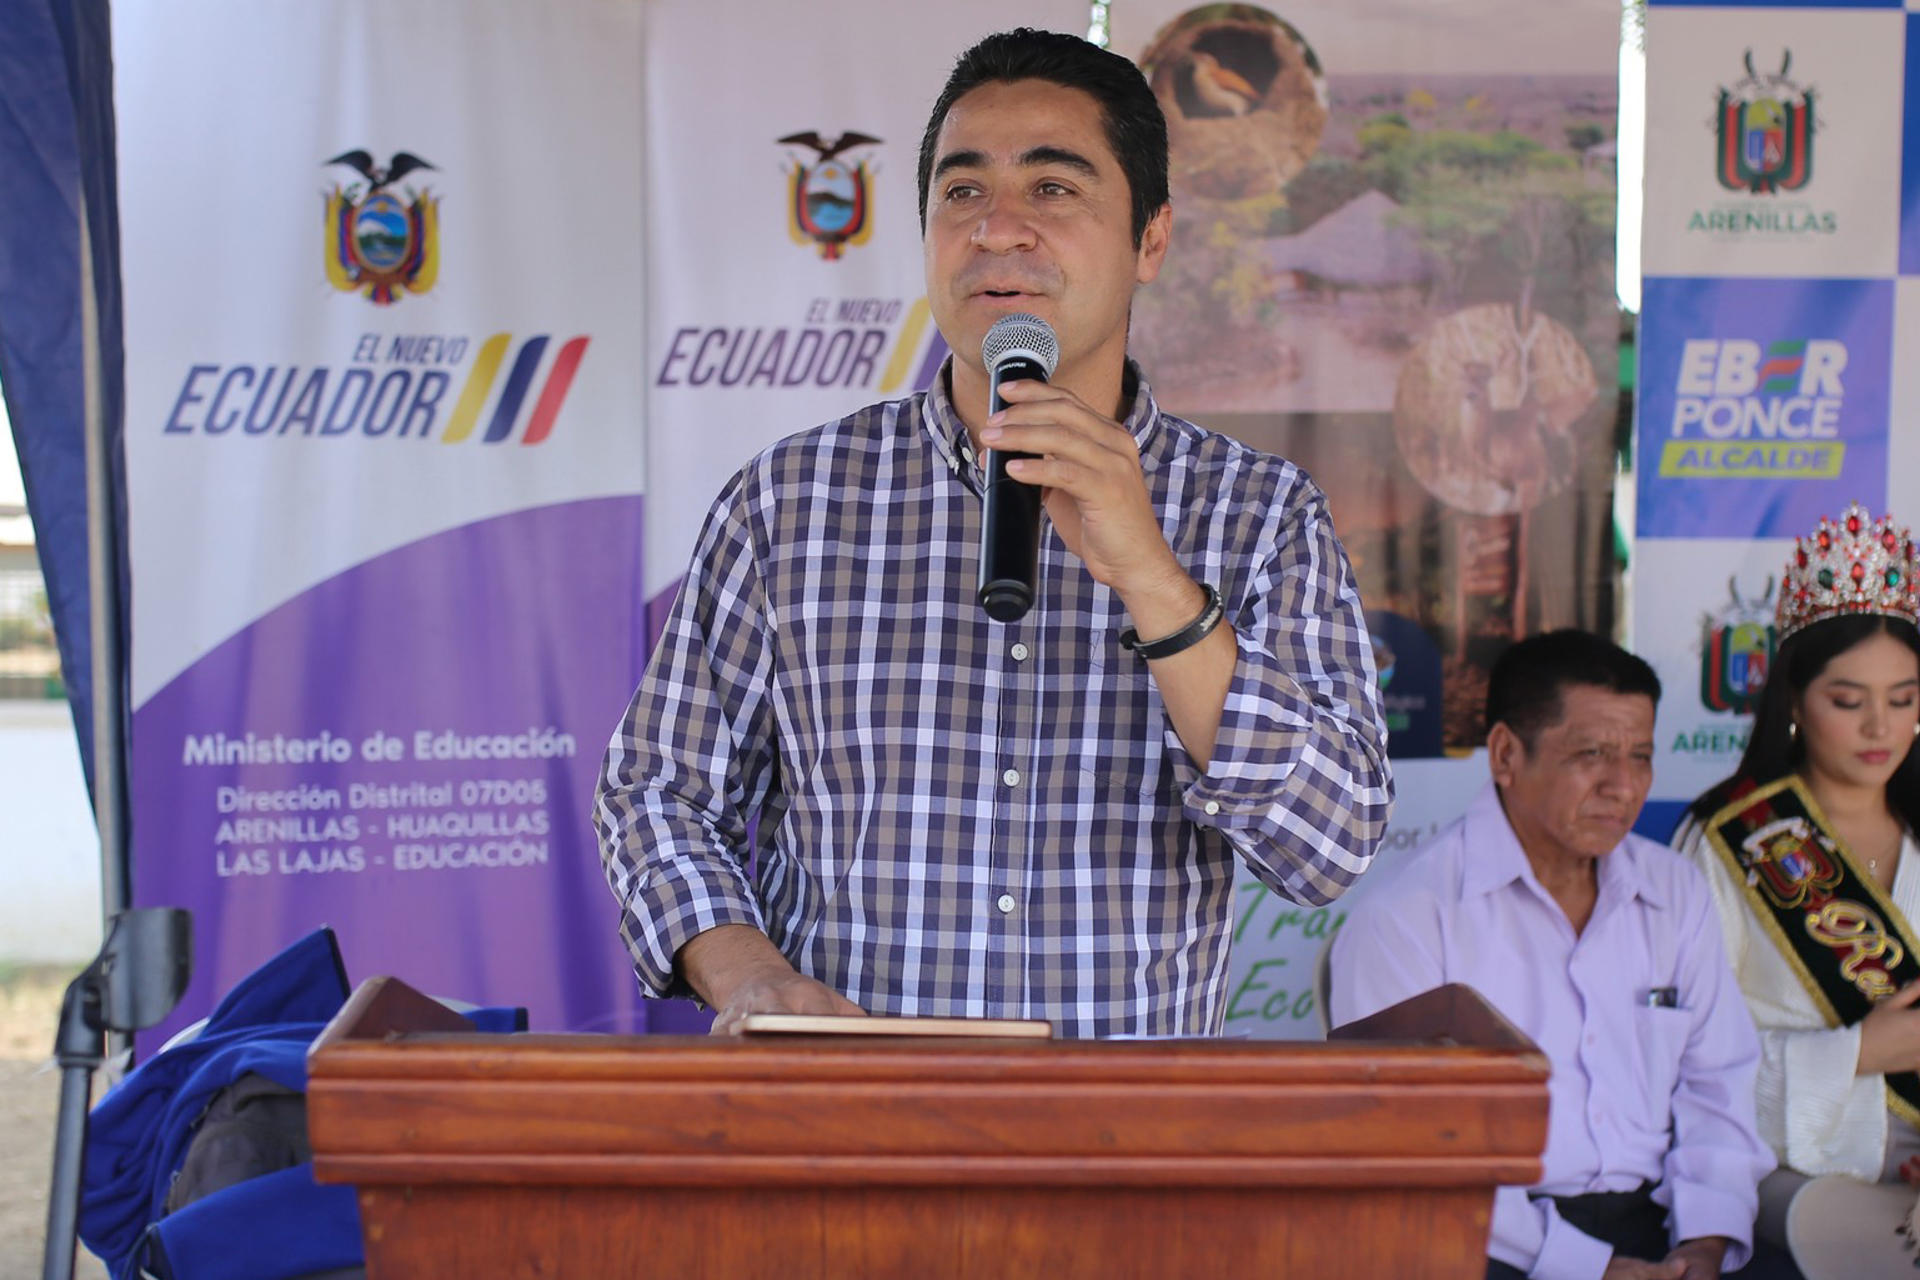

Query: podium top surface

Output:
[308, 976, 1546, 1087]
[306, 978, 1549, 1191]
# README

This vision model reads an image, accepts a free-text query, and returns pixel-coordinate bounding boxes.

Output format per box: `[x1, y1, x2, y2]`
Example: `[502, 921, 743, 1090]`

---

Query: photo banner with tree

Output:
[1109, 0, 1622, 1039]
[1114, 1, 1622, 759]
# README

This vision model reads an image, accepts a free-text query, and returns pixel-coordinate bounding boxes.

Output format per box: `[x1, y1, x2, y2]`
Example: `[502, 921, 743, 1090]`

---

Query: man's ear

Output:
[1486, 722, 1524, 789]
[1135, 202, 1172, 285]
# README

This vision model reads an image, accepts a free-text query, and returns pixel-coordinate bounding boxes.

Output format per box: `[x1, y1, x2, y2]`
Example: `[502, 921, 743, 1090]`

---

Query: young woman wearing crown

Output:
[1672, 502, 1920, 1278]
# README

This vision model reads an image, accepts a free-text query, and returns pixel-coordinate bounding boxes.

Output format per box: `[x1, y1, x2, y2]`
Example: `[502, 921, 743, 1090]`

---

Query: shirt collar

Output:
[919, 356, 1165, 486]
[1457, 782, 1666, 910]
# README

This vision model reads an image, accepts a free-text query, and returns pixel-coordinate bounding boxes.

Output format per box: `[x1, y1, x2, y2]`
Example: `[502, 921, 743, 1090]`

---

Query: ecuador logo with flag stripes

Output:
[442, 334, 590, 445]
[160, 331, 589, 445]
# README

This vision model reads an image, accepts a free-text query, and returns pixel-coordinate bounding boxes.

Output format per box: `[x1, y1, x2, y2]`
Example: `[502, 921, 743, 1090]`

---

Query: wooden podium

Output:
[308, 979, 1546, 1278]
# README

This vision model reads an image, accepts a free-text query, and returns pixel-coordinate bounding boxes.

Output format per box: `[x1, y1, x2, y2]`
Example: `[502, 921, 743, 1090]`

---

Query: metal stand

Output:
[41, 908, 190, 1280]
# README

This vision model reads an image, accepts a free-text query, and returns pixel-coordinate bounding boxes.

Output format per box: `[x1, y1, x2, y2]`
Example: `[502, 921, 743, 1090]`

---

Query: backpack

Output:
[145, 1072, 366, 1280]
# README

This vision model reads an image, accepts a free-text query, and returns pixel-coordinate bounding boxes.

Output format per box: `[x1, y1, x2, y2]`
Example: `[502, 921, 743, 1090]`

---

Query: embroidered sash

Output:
[1705, 775, 1920, 1127]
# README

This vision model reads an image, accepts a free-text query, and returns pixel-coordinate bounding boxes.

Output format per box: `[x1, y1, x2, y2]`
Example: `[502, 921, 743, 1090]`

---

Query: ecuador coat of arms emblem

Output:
[324, 149, 439, 305]
[778, 130, 880, 261]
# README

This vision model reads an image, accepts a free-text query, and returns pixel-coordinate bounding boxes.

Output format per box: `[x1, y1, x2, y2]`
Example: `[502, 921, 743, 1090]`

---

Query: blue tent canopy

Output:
[0, 0, 130, 909]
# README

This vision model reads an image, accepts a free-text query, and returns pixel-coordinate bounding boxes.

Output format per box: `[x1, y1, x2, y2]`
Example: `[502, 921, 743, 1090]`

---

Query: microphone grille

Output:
[981, 313, 1059, 377]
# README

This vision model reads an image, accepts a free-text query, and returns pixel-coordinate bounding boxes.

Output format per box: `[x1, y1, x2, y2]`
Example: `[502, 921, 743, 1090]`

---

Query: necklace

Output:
[1868, 836, 1904, 878]
[1801, 773, 1906, 880]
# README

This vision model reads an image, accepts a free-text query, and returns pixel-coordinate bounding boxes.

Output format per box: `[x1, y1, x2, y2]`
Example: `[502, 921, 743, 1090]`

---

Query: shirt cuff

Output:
[1527, 1204, 1615, 1280]
[1168, 638, 1387, 906]
[1175, 629, 1313, 798]
[619, 857, 768, 1001]
[1667, 1181, 1754, 1272]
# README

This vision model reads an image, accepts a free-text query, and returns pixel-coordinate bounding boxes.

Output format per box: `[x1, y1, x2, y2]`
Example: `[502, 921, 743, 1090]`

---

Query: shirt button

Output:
[1002, 768, 1021, 787]
[1203, 800, 1221, 816]
[1010, 642, 1030, 662]
[996, 893, 1015, 914]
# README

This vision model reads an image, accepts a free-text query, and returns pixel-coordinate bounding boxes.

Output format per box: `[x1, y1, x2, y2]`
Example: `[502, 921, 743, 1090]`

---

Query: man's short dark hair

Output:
[1484, 629, 1662, 749]
[917, 28, 1170, 247]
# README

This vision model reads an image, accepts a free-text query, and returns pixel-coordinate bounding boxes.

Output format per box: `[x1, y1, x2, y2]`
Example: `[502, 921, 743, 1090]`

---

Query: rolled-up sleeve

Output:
[1170, 476, 1392, 905]
[593, 471, 776, 998]
[1661, 880, 1774, 1268]
[1490, 1188, 1614, 1280]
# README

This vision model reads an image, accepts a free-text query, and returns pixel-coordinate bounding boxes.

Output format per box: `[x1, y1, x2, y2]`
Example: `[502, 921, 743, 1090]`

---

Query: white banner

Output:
[115, 0, 653, 1037]
[119, 0, 647, 706]
[640, 0, 1085, 605]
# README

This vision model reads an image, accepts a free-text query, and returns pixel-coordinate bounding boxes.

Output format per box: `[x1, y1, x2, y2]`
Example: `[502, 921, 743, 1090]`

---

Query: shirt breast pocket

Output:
[1082, 618, 1126, 673]
[1073, 626, 1176, 800]
[1632, 1004, 1693, 1112]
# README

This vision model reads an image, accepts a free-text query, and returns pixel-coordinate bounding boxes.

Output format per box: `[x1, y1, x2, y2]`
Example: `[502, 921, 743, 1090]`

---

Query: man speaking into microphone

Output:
[595, 28, 1391, 1038]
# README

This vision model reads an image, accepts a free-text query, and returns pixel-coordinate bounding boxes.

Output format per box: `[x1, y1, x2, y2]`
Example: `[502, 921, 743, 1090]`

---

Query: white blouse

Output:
[1674, 818, 1920, 1180]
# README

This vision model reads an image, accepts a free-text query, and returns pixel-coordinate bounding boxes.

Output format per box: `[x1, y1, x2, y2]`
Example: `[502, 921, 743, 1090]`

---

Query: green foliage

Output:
[1349, 125, 1612, 307]
[1565, 123, 1607, 152]
[1280, 158, 1376, 233]
[1146, 79, 1620, 369]
[1203, 192, 1292, 241]
[1208, 249, 1281, 325]
[0, 612, 49, 650]
[1357, 112, 1413, 157]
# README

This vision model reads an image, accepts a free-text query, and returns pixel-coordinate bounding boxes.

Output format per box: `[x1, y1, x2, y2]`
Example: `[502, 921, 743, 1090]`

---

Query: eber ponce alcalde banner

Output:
[1635, 0, 1920, 836]
[115, 0, 647, 1038]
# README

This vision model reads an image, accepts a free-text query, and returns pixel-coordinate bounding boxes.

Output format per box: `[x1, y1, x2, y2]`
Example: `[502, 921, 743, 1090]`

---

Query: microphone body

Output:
[977, 315, 1059, 622]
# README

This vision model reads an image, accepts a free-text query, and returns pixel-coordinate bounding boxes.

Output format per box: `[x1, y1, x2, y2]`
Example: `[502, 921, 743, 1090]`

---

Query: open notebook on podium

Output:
[736, 1013, 1053, 1038]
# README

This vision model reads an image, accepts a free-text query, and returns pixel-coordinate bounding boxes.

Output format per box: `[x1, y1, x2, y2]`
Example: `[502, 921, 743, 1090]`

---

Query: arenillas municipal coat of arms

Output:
[778, 131, 880, 260]
[1715, 51, 1814, 195]
[323, 149, 439, 304]
[1699, 576, 1776, 715]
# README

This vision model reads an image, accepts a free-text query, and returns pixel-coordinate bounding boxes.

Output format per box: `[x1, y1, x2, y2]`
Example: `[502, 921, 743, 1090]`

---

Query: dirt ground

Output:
[1, 965, 109, 1280]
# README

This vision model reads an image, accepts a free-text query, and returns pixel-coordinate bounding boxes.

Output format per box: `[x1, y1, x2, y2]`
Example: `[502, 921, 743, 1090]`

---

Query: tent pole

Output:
[78, 202, 128, 926]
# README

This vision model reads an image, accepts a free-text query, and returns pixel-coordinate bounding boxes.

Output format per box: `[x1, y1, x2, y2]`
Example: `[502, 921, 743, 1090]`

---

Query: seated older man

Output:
[1329, 630, 1795, 1280]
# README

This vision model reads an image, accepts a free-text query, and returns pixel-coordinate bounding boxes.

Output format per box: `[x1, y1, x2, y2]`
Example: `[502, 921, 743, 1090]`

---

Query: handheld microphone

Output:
[976, 313, 1060, 622]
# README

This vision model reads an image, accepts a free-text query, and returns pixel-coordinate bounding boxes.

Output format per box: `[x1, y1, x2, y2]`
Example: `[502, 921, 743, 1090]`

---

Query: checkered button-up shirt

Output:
[596, 363, 1392, 1037]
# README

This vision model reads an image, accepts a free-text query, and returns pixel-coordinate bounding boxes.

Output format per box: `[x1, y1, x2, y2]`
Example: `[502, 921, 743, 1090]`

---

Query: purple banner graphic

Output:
[130, 497, 656, 1043]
